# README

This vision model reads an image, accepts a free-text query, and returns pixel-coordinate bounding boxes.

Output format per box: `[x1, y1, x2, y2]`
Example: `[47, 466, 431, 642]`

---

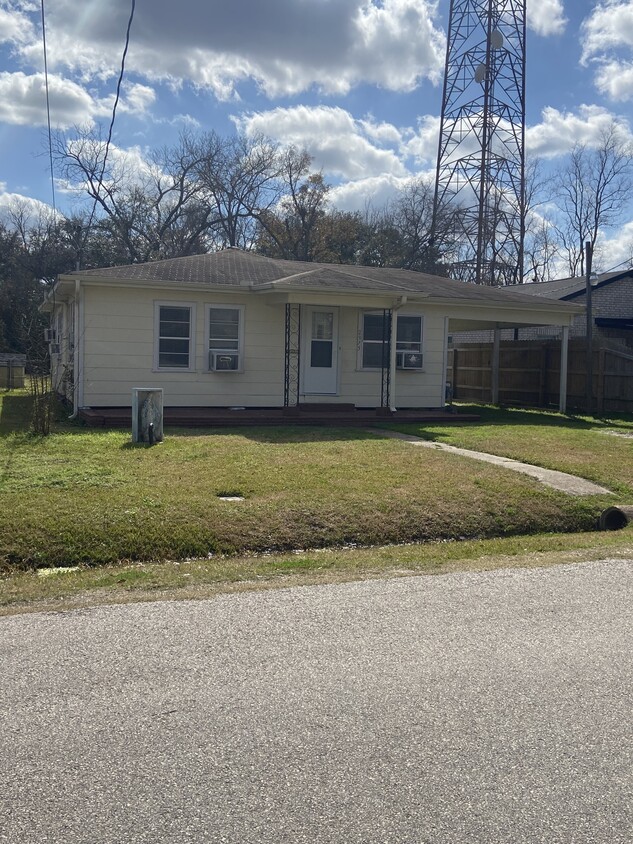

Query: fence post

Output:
[597, 348, 606, 414]
[559, 326, 569, 414]
[491, 327, 500, 405]
[539, 344, 547, 406]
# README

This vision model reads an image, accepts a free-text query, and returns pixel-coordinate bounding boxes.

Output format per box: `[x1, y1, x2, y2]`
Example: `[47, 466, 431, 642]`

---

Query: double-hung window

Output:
[208, 305, 244, 371]
[155, 303, 194, 370]
[395, 315, 423, 369]
[360, 311, 423, 369]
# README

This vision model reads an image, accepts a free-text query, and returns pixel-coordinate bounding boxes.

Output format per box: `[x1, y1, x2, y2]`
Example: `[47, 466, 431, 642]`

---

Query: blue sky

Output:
[2, 1, 633, 266]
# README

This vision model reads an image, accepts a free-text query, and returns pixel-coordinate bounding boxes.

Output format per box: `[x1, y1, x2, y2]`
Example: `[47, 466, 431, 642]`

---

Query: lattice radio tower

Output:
[432, 0, 526, 285]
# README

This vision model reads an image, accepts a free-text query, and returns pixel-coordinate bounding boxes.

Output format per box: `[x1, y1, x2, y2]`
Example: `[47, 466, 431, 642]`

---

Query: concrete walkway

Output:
[371, 429, 612, 496]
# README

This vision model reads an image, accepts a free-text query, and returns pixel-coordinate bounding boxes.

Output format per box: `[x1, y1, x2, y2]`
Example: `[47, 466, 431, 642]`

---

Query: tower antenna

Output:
[432, 0, 526, 285]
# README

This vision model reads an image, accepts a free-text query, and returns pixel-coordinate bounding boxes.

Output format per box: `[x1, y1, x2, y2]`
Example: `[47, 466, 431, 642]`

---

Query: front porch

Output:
[78, 403, 479, 429]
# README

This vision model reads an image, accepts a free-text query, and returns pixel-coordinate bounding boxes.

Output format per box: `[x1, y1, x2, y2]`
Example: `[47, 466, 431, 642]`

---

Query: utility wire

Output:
[95, 0, 136, 204]
[40, 0, 56, 214]
[81, 0, 136, 265]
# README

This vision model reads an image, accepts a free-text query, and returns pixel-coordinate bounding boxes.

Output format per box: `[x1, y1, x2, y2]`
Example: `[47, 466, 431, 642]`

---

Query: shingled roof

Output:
[64, 248, 578, 309]
[506, 269, 632, 300]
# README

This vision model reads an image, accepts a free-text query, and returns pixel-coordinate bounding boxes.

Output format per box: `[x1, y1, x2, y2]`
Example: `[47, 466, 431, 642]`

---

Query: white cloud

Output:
[235, 105, 408, 181]
[6, 0, 445, 101]
[0, 71, 155, 129]
[400, 115, 440, 165]
[581, 1, 633, 58]
[526, 105, 633, 157]
[0, 72, 95, 127]
[594, 59, 633, 101]
[0, 188, 55, 218]
[527, 0, 567, 37]
[329, 174, 412, 212]
[581, 2, 633, 101]
[0, 3, 35, 46]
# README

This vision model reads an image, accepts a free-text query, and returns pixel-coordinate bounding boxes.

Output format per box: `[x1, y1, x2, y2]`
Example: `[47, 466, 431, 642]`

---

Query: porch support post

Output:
[559, 325, 569, 414]
[389, 308, 398, 411]
[491, 325, 500, 405]
[380, 309, 392, 410]
[284, 304, 301, 408]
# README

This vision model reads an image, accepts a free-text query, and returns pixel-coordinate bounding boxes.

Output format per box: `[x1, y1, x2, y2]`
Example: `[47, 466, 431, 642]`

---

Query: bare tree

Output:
[256, 148, 332, 261]
[521, 157, 562, 282]
[552, 123, 633, 276]
[53, 127, 216, 263]
[390, 177, 451, 274]
[192, 132, 282, 249]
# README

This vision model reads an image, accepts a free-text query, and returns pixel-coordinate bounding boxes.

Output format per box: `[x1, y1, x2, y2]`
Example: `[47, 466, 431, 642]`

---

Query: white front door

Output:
[302, 307, 339, 395]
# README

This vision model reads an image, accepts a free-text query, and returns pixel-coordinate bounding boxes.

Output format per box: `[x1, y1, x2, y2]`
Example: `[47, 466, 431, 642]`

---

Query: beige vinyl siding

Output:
[310, 307, 447, 408]
[79, 286, 455, 409]
[329, 305, 445, 407]
[81, 285, 286, 407]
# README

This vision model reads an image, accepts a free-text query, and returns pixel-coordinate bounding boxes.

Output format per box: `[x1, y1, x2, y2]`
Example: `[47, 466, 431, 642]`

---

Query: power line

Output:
[97, 0, 136, 200]
[81, 0, 136, 265]
[40, 0, 56, 214]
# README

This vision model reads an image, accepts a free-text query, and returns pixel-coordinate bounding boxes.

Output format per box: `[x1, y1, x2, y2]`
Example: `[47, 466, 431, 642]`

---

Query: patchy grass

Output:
[2, 528, 632, 616]
[0, 391, 629, 581]
[387, 404, 633, 498]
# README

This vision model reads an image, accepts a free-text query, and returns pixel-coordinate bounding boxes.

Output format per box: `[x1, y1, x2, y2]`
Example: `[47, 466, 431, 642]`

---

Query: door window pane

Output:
[312, 311, 333, 341]
[311, 340, 333, 368]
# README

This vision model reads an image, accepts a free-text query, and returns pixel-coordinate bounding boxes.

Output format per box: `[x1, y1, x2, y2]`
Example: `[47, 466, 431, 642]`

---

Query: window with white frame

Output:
[155, 303, 194, 370]
[359, 311, 423, 369]
[395, 314, 423, 369]
[207, 305, 244, 371]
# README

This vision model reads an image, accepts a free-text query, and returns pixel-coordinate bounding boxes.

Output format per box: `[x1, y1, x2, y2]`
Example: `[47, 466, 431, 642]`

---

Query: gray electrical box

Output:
[132, 388, 164, 444]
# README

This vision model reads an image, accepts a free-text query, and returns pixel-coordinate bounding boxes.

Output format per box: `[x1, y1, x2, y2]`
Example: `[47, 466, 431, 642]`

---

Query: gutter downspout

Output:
[389, 296, 407, 412]
[68, 278, 80, 419]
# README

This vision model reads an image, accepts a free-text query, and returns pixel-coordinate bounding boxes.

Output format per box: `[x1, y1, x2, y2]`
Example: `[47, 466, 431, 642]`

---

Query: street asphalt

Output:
[1, 559, 631, 843]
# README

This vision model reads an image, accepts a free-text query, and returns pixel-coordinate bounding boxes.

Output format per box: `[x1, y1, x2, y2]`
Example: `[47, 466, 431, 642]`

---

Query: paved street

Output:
[1, 560, 631, 843]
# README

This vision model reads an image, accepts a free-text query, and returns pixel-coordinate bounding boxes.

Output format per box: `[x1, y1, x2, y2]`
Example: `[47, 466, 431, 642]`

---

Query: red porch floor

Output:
[78, 404, 479, 428]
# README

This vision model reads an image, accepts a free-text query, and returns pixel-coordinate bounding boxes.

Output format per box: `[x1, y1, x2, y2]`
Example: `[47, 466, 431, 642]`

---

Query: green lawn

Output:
[0, 391, 628, 572]
[387, 404, 633, 498]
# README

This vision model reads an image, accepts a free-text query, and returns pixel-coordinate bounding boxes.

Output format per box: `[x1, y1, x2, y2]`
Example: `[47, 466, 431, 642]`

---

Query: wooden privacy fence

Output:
[448, 340, 633, 413]
[0, 354, 26, 389]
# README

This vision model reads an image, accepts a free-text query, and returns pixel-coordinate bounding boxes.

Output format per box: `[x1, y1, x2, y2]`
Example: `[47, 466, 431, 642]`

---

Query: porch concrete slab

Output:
[370, 429, 612, 496]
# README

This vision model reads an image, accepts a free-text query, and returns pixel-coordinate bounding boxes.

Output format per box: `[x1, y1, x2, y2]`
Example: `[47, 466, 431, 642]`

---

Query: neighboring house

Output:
[453, 270, 633, 347]
[41, 249, 582, 418]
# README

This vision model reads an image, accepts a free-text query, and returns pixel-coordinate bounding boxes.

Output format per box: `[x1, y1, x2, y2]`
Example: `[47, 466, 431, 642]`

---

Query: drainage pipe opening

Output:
[598, 505, 633, 531]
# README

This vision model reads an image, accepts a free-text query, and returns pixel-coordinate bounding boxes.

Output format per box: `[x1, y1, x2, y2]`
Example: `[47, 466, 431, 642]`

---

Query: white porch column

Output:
[491, 325, 500, 405]
[559, 325, 569, 414]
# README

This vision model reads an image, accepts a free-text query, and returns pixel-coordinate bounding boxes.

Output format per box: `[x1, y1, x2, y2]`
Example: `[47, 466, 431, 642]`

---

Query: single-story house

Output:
[42, 249, 583, 421]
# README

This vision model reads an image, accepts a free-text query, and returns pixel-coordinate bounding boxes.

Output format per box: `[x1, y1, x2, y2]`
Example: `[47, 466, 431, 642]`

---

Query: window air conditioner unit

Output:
[396, 351, 423, 370]
[210, 351, 240, 371]
[44, 328, 56, 343]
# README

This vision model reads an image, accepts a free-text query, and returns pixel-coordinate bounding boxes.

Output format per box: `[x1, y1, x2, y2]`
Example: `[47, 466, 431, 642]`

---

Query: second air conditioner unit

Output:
[209, 351, 240, 371]
[396, 351, 423, 370]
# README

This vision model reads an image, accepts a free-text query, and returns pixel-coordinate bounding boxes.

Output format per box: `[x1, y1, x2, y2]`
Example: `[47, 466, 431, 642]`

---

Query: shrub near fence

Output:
[448, 339, 633, 413]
